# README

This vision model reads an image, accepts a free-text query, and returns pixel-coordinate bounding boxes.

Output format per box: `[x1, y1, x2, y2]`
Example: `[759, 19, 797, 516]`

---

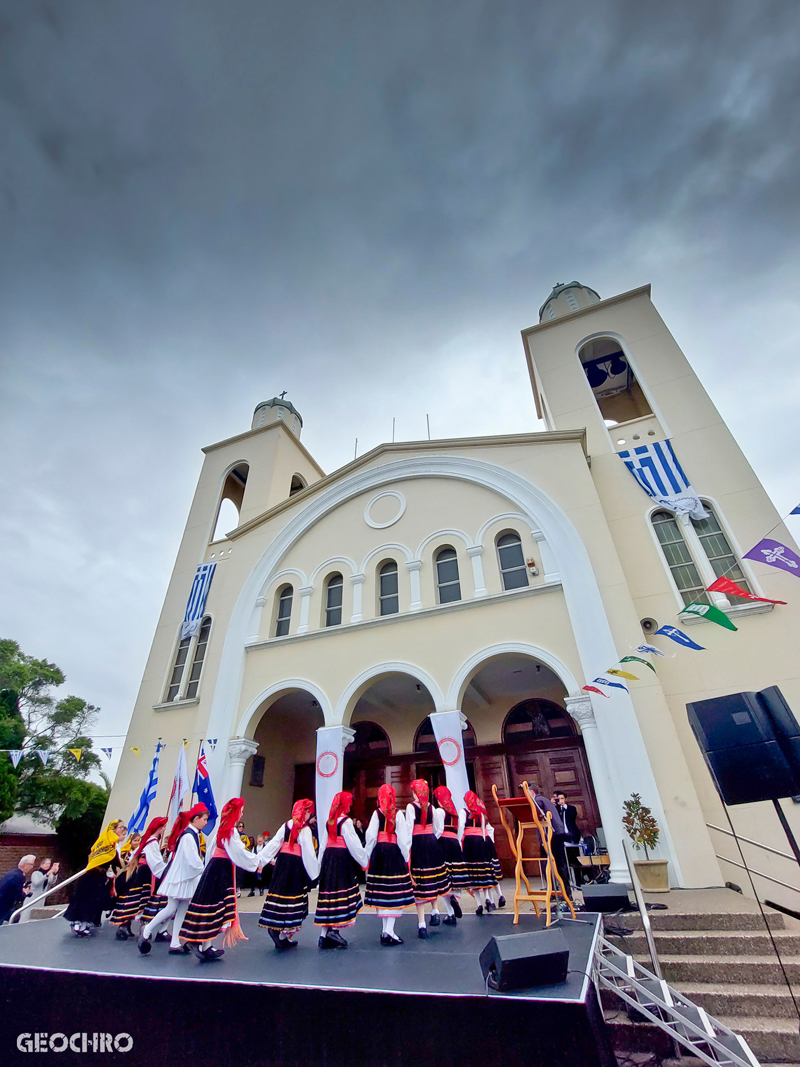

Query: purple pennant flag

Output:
[743, 538, 800, 577]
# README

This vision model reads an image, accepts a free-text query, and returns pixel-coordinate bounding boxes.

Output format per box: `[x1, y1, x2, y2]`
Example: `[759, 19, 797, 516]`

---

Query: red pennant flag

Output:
[583, 685, 610, 699]
[707, 576, 787, 605]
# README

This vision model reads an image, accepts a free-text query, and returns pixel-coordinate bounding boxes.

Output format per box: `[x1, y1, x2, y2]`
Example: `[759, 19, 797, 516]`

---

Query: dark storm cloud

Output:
[1, 0, 799, 757]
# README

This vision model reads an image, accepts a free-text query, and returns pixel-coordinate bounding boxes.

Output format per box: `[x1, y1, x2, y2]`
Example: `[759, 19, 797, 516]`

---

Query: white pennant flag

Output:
[167, 744, 191, 828]
[8, 750, 24, 768]
[37, 751, 51, 766]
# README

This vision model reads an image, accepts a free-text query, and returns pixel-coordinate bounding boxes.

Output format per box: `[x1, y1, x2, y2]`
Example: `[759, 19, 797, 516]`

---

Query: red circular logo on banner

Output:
[316, 751, 339, 778]
[437, 737, 462, 766]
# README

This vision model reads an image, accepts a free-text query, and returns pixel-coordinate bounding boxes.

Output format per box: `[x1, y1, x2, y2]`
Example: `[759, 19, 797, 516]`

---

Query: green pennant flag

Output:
[620, 655, 656, 673]
[681, 602, 738, 631]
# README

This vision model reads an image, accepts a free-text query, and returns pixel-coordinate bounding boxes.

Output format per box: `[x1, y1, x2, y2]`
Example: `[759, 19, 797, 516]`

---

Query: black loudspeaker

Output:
[687, 686, 800, 806]
[479, 929, 569, 991]
[581, 883, 632, 913]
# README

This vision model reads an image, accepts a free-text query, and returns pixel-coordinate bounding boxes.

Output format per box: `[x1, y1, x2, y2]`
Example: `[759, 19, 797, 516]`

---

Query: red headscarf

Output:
[377, 784, 397, 835]
[166, 803, 209, 854]
[464, 791, 487, 822]
[326, 791, 353, 842]
[411, 779, 430, 828]
[288, 799, 314, 846]
[133, 816, 168, 863]
[434, 785, 458, 818]
[217, 797, 245, 844]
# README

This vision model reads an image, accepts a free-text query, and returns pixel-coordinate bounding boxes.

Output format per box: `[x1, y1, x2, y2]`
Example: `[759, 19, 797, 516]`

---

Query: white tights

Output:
[142, 897, 190, 949]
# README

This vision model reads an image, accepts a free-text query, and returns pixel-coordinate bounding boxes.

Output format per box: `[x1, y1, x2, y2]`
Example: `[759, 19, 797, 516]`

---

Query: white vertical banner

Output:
[314, 725, 355, 851]
[429, 710, 470, 811]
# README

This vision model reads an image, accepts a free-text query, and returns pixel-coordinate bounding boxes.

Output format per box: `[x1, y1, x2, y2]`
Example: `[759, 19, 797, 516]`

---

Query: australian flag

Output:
[193, 746, 218, 835]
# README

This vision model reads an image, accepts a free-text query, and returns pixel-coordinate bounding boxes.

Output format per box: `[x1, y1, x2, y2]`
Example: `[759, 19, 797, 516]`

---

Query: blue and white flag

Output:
[8, 750, 24, 768]
[101, 747, 113, 760]
[635, 644, 666, 657]
[655, 625, 705, 651]
[592, 676, 629, 693]
[128, 743, 163, 834]
[618, 440, 708, 520]
[790, 504, 800, 516]
[181, 563, 216, 639]
[193, 746, 218, 836]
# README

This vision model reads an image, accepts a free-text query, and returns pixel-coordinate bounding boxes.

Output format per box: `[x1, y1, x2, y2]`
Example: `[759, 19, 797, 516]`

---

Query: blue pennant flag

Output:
[128, 743, 163, 834]
[101, 747, 113, 760]
[181, 563, 216, 640]
[790, 504, 800, 516]
[193, 746, 218, 835]
[592, 676, 629, 693]
[655, 625, 705, 651]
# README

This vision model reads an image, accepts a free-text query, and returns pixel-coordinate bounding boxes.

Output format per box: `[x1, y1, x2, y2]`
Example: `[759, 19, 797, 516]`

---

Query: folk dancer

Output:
[406, 779, 450, 938]
[461, 792, 497, 915]
[138, 803, 209, 956]
[432, 786, 469, 924]
[484, 820, 506, 909]
[364, 784, 415, 946]
[179, 798, 259, 962]
[64, 819, 127, 937]
[314, 792, 368, 949]
[258, 799, 319, 951]
[109, 817, 168, 940]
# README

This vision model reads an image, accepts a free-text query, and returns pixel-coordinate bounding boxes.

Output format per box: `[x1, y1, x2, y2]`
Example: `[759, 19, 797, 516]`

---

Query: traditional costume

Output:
[461, 791, 497, 914]
[484, 822, 506, 909]
[64, 820, 125, 936]
[139, 803, 208, 955]
[109, 818, 167, 939]
[432, 785, 468, 924]
[406, 779, 450, 937]
[258, 799, 319, 951]
[314, 791, 368, 949]
[364, 784, 414, 945]
[180, 798, 259, 961]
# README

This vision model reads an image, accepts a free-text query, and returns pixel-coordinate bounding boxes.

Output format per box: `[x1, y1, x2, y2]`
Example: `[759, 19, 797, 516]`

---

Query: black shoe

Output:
[115, 927, 129, 941]
[196, 946, 224, 962]
[248, 890, 255, 897]
[498, 896, 506, 908]
[324, 929, 348, 949]
[449, 895, 462, 919]
[485, 901, 496, 912]
[442, 915, 457, 926]
[169, 944, 192, 955]
[155, 930, 171, 943]
[417, 926, 427, 939]
[380, 933, 403, 947]
[475, 905, 484, 916]
[137, 935, 152, 955]
[268, 929, 284, 950]
[282, 937, 298, 949]
[429, 913, 440, 926]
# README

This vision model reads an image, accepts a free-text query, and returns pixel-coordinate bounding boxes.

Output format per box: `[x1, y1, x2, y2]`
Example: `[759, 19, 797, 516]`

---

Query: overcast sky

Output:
[1, 1, 799, 777]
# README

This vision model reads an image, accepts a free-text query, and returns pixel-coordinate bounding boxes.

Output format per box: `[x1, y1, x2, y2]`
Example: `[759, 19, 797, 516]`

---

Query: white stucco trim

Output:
[359, 542, 414, 572]
[335, 661, 446, 724]
[308, 555, 358, 585]
[236, 678, 333, 738]
[474, 512, 540, 546]
[414, 527, 474, 558]
[446, 642, 581, 709]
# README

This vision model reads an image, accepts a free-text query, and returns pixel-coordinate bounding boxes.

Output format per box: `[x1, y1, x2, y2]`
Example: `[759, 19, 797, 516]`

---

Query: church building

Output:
[108, 282, 800, 894]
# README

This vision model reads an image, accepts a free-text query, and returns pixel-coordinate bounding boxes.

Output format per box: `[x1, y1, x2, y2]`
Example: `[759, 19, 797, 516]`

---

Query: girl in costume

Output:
[406, 779, 450, 938]
[364, 784, 415, 946]
[64, 819, 127, 937]
[109, 817, 168, 940]
[138, 803, 208, 955]
[432, 786, 469, 925]
[461, 791, 497, 915]
[314, 791, 368, 949]
[258, 799, 319, 951]
[484, 821, 506, 909]
[179, 797, 259, 962]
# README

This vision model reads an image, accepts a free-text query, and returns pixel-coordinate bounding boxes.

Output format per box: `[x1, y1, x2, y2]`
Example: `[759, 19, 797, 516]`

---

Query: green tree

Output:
[622, 792, 660, 860]
[56, 780, 111, 871]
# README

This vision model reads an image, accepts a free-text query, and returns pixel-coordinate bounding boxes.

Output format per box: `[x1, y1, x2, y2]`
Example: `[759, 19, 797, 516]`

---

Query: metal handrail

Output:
[622, 837, 663, 979]
[707, 822, 796, 863]
[7, 867, 87, 924]
[714, 854, 800, 895]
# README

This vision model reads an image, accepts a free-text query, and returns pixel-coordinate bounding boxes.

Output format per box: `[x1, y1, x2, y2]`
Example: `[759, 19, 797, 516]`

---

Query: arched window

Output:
[211, 463, 249, 542]
[652, 505, 751, 607]
[693, 507, 751, 591]
[378, 560, 399, 616]
[184, 617, 211, 699]
[275, 585, 293, 637]
[165, 635, 192, 703]
[289, 474, 307, 497]
[345, 721, 392, 759]
[325, 573, 343, 627]
[502, 699, 576, 742]
[651, 511, 707, 606]
[435, 547, 461, 604]
[165, 616, 212, 702]
[578, 338, 652, 426]
[414, 716, 476, 752]
[496, 531, 529, 591]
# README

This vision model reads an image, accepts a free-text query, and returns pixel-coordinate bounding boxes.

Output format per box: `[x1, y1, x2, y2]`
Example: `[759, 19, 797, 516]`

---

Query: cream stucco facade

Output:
[107, 284, 800, 901]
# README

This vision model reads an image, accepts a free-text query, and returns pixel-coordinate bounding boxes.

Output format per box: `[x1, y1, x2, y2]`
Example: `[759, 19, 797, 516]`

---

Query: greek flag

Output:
[181, 563, 216, 639]
[618, 440, 707, 520]
[128, 743, 163, 834]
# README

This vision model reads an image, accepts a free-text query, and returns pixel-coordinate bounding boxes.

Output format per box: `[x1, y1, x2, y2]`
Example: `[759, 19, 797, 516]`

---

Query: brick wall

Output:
[0, 834, 73, 905]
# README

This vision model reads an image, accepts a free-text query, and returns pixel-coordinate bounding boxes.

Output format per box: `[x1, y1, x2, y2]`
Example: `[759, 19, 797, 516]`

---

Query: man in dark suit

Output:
[531, 789, 573, 900]
[0, 854, 36, 924]
[554, 793, 581, 843]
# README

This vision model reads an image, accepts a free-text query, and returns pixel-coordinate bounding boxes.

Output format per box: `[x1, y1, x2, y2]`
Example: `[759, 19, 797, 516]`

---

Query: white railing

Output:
[7, 867, 87, 924]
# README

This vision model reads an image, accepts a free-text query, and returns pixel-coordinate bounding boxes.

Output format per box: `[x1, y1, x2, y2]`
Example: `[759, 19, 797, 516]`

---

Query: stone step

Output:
[715, 1015, 800, 1062]
[621, 930, 800, 956]
[620, 909, 786, 932]
[654, 954, 800, 985]
[673, 982, 800, 1020]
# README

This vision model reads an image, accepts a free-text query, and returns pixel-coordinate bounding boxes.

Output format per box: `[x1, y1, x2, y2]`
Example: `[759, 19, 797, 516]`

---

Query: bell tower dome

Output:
[539, 281, 601, 322]
[252, 396, 303, 438]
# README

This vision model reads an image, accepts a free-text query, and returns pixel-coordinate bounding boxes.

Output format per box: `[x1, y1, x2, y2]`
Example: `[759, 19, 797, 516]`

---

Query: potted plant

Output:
[622, 793, 669, 892]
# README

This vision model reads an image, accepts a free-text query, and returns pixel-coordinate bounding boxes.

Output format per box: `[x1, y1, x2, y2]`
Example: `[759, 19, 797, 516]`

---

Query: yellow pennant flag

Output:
[68, 748, 82, 761]
[607, 668, 639, 681]
[130, 746, 141, 756]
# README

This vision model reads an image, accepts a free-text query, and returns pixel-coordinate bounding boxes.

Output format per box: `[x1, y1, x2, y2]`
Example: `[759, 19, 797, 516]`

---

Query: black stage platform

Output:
[0, 912, 616, 1067]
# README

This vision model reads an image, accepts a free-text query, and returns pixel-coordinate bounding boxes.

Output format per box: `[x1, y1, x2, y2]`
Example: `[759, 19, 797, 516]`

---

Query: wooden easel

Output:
[493, 782, 576, 926]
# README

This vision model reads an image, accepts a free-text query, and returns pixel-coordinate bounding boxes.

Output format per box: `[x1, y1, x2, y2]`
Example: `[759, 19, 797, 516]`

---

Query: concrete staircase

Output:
[596, 890, 800, 1065]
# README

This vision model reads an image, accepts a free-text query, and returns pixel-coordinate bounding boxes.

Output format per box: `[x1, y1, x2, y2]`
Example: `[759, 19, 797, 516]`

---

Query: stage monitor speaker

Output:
[581, 883, 631, 913]
[687, 686, 800, 805]
[479, 928, 569, 991]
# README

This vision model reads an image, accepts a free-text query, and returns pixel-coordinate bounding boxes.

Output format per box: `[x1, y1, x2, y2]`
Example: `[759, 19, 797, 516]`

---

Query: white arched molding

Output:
[235, 678, 334, 738]
[414, 528, 472, 559]
[254, 568, 308, 641]
[206, 458, 251, 547]
[474, 512, 540, 547]
[447, 642, 581, 709]
[203, 454, 681, 883]
[308, 555, 358, 586]
[359, 542, 414, 573]
[335, 661, 446, 726]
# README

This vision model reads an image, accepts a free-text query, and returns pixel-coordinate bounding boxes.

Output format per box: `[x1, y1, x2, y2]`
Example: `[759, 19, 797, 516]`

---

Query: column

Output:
[315, 725, 356, 849]
[224, 737, 259, 802]
[296, 585, 313, 634]
[466, 545, 487, 597]
[406, 559, 423, 611]
[350, 573, 365, 623]
[428, 710, 470, 811]
[532, 531, 560, 583]
[564, 695, 626, 882]
[248, 596, 266, 643]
